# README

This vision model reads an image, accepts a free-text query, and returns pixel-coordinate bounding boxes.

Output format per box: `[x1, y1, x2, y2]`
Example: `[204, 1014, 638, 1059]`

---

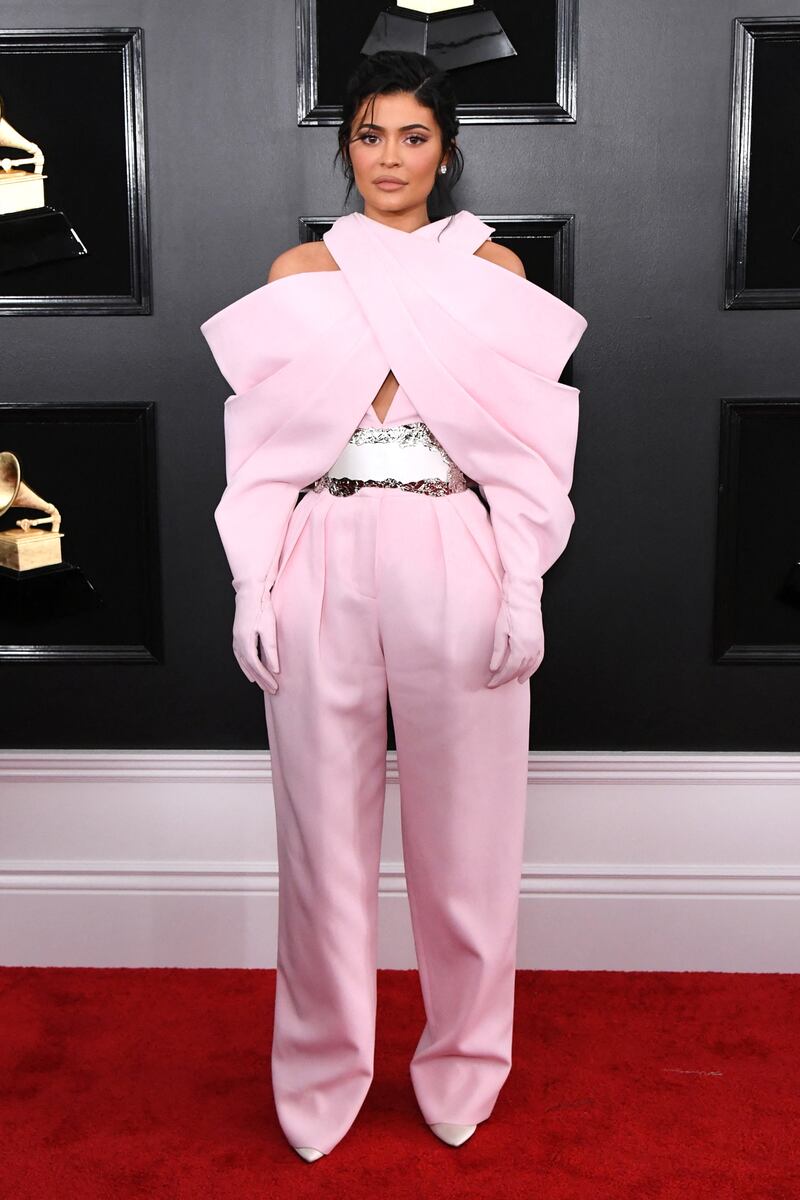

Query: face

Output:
[348, 90, 449, 221]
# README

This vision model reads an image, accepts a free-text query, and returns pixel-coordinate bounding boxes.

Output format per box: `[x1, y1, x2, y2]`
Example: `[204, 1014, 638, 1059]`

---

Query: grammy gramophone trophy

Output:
[0, 451, 63, 570]
[0, 449, 104, 629]
[0, 91, 87, 275]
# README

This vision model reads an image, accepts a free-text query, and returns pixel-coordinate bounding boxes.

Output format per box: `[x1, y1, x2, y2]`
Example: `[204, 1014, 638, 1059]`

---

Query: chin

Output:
[371, 190, 416, 208]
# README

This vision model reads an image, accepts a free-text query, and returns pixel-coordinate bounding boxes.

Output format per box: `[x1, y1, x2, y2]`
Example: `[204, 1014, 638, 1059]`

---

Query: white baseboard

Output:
[1, 750, 799, 970]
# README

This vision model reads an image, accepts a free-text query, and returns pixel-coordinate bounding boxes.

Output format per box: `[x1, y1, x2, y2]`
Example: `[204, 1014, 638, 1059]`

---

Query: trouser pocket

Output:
[270, 490, 318, 597]
[444, 488, 504, 597]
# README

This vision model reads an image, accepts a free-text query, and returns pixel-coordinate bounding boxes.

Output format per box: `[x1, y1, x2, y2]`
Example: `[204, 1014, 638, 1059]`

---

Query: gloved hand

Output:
[231, 582, 280, 694]
[487, 581, 545, 688]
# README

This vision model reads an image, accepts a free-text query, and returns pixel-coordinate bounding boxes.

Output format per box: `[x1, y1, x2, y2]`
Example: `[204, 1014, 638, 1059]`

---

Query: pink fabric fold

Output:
[199, 209, 588, 607]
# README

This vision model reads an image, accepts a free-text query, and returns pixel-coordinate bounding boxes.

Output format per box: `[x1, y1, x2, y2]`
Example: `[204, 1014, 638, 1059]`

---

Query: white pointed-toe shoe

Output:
[293, 1146, 325, 1162]
[428, 1122, 477, 1147]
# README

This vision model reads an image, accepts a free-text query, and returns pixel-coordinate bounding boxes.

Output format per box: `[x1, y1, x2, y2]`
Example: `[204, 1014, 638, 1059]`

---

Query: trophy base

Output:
[0, 561, 102, 625]
[361, 4, 516, 69]
[0, 527, 64, 571]
[0, 205, 87, 275]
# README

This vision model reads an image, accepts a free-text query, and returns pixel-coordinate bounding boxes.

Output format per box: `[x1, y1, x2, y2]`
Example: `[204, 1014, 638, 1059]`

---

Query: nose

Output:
[381, 139, 401, 167]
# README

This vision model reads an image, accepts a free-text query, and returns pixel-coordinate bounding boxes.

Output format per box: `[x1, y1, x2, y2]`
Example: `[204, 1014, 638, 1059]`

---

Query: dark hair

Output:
[333, 50, 464, 228]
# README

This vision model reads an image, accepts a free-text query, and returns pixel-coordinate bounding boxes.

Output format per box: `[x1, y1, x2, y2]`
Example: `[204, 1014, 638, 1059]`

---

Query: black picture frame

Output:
[0, 402, 163, 662]
[713, 398, 800, 662]
[0, 27, 151, 315]
[724, 16, 800, 309]
[298, 210, 580, 382]
[297, 0, 580, 125]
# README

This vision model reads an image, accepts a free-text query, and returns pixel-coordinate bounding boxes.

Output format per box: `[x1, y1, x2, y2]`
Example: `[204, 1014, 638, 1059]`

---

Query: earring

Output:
[439, 164, 447, 174]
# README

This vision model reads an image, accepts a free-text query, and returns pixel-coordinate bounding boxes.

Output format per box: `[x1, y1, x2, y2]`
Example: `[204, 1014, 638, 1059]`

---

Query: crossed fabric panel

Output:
[200, 209, 588, 607]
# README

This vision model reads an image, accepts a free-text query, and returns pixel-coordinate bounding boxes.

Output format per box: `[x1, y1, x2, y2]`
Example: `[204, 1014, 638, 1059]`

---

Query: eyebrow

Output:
[354, 122, 432, 132]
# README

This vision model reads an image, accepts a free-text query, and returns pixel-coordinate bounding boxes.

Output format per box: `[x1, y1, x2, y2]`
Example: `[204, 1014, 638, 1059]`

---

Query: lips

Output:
[374, 177, 406, 185]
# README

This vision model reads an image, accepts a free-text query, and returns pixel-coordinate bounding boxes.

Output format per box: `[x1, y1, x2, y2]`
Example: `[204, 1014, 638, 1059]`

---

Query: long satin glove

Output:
[231, 582, 280, 694]
[488, 577, 545, 688]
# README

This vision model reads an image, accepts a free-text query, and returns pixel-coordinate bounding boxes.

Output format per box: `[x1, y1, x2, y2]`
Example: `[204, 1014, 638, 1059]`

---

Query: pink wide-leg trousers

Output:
[263, 482, 530, 1155]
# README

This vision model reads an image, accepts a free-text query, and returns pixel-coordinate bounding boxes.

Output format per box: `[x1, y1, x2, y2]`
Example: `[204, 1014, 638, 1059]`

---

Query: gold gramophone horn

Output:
[0, 451, 61, 532]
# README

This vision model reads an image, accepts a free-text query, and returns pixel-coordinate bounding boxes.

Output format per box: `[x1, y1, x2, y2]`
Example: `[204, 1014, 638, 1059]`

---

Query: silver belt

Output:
[312, 420, 469, 497]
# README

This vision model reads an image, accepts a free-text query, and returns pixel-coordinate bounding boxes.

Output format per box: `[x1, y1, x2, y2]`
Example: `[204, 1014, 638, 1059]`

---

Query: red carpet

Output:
[1, 967, 799, 1199]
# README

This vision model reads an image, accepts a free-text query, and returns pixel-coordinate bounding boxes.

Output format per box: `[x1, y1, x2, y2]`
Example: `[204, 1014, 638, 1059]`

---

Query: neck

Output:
[361, 202, 431, 234]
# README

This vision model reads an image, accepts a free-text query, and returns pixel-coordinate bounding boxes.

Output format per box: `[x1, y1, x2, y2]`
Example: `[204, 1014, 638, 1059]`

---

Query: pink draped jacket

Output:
[200, 209, 589, 622]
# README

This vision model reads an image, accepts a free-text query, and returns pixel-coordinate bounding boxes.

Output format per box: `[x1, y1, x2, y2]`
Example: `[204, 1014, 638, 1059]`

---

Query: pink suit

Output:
[200, 210, 588, 1154]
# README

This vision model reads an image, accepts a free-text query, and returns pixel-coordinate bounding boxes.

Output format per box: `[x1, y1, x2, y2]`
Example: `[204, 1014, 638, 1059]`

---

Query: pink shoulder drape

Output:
[200, 209, 588, 616]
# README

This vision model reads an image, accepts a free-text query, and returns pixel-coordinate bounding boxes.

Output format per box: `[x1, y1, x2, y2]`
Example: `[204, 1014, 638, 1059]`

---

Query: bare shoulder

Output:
[473, 238, 527, 280]
[267, 240, 339, 282]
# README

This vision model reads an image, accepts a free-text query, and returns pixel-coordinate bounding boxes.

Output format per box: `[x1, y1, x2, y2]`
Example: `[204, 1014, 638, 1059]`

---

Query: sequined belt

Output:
[312, 420, 468, 497]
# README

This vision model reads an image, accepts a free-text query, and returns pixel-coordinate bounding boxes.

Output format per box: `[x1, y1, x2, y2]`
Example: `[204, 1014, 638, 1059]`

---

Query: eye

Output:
[355, 133, 428, 146]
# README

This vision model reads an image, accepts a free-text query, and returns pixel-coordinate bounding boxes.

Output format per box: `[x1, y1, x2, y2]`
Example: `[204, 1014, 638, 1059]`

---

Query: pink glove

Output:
[487, 579, 545, 688]
[231, 582, 280, 694]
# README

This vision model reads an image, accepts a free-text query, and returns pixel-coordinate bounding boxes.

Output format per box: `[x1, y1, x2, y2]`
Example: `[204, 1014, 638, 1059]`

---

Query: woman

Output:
[200, 50, 588, 1162]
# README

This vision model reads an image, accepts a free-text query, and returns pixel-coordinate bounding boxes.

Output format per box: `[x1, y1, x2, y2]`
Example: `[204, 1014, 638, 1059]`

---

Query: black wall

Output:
[4, 0, 799, 750]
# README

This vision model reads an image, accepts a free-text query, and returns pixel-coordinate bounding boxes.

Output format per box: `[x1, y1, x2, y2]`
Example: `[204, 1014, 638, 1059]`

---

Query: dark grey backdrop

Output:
[3, 0, 799, 750]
